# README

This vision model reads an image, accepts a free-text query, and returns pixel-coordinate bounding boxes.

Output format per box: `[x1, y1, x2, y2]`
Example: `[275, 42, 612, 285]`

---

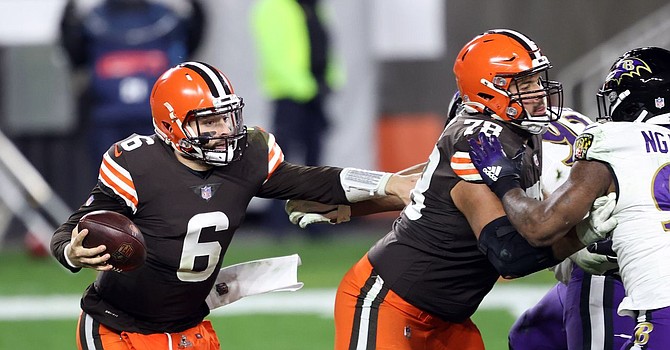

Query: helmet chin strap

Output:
[517, 121, 549, 135]
[172, 147, 214, 171]
[462, 100, 548, 134]
[461, 102, 505, 121]
[610, 89, 631, 117]
[461, 102, 485, 114]
[202, 142, 237, 165]
[634, 110, 649, 123]
[516, 108, 550, 135]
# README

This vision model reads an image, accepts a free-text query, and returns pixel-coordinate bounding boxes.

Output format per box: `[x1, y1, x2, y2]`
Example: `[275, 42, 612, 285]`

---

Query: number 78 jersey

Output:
[368, 113, 543, 322]
[441, 113, 544, 193]
[574, 121, 670, 316]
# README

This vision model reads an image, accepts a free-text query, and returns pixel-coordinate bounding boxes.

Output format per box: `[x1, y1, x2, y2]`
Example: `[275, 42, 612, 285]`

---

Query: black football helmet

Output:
[597, 47, 670, 124]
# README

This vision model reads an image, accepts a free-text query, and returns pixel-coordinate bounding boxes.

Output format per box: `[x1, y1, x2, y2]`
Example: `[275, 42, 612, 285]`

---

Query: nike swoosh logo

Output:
[114, 144, 122, 157]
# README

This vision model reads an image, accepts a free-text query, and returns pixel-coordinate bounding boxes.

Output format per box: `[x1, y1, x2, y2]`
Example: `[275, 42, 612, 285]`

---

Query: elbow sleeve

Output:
[478, 216, 561, 279]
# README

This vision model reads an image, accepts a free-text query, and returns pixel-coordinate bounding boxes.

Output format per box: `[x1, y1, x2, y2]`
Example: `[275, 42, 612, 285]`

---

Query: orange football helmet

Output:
[150, 61, 247, 166]
[453, 29, 563, 134]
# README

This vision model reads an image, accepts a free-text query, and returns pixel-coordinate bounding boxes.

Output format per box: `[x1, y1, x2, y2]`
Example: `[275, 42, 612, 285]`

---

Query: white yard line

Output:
[0, 284, 553, 321]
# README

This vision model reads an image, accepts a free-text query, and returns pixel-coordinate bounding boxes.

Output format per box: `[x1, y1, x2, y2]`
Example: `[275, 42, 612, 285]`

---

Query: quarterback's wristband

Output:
[490, 176, 521, 199]
[339, 168, 393, 202]
[63, 243, 79, 269]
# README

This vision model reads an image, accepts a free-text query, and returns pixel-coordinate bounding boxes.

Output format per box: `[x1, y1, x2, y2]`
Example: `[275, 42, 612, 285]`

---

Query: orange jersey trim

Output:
[99, 154, 139, 211]
[266, 134, 285, 182]
[451, 151, 482, 181]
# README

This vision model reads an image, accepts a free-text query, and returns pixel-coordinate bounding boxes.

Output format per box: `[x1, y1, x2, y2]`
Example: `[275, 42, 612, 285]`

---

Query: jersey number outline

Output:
[405, 146, 439, 220]
[118, 135, 155, 152]
[177, 212, 229, 282]
[406, 119, 503, 220]
[651, 162, 670, 231]
[462, 119, 504, 137]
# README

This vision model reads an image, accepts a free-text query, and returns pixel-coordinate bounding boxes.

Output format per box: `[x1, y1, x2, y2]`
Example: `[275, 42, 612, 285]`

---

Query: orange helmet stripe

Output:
[180, 61, 234, 97]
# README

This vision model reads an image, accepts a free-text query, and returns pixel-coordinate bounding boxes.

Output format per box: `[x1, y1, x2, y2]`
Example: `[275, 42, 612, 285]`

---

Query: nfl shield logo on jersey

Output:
[656, 97, 665, 109]
[201, 186, 212, 200]
[191, 183, 220, 201]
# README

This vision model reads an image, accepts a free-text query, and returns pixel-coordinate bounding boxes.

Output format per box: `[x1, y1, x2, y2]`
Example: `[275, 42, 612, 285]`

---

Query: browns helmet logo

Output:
[573, 133, 594, 160]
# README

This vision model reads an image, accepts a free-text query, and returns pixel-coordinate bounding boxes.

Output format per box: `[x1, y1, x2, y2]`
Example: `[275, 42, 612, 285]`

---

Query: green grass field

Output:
[0, 225, 555, 350]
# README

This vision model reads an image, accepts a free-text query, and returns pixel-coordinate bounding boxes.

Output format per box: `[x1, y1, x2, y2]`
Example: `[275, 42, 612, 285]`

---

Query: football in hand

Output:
[78, 210, 147, 272]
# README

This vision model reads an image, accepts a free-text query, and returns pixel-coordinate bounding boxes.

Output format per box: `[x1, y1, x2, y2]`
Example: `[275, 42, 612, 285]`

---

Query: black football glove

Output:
[467, 132, 523, 199]
[587, 237, 618, 263]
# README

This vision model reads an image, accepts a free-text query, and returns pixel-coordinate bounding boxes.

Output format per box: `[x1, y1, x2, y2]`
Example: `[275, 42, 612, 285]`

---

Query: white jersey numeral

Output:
[463, 119, 503, 137]
[405, 147, 440, 220]
[119, 135, 155, 151]
[177, 212, 229, 282]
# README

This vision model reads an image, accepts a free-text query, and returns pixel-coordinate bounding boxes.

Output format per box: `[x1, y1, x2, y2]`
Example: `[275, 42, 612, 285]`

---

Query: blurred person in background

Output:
[251, 0, 344, 240]
[59, 0, 205, 183]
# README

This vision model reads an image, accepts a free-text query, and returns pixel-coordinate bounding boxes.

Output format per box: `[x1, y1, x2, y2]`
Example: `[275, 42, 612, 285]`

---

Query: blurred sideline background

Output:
[1, 0, 670, 242]
[0, 1, 669, 349]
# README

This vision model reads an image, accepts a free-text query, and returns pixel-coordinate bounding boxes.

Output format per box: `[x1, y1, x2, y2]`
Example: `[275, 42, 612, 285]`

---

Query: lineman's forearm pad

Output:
[478, 216, 561, 279]
[339, 168, 392, 202]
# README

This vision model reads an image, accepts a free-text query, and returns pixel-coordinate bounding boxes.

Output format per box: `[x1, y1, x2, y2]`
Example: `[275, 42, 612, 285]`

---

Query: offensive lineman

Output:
[50, 61, 413, 350]
[332, 29, 613, 350]
[288, 105, 630, 349]
[470, 47, 670, 349]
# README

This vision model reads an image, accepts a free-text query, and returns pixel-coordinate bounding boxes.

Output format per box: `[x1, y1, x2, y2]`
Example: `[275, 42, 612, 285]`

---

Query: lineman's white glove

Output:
[569, 247, 618, 275]
[285, 200, 351, 229]
[575, 193, 617, 245]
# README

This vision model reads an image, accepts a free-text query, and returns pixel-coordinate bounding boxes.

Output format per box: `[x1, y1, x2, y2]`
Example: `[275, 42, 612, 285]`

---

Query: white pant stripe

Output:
[589, 275, 606, 349]
[355, 275, 384, 350]
[84, 314, 97, 350]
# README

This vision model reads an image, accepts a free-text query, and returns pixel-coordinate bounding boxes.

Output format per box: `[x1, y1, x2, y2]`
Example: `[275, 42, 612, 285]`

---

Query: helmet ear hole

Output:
[162, 121, 172, 133]
[621, 102, 643, 118]
[478, 92, 494, 101]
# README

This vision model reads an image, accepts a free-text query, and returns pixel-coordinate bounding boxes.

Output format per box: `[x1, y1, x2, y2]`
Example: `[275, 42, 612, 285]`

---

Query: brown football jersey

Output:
[51, 127, 347, 333]
[368, 113, 543, 322]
